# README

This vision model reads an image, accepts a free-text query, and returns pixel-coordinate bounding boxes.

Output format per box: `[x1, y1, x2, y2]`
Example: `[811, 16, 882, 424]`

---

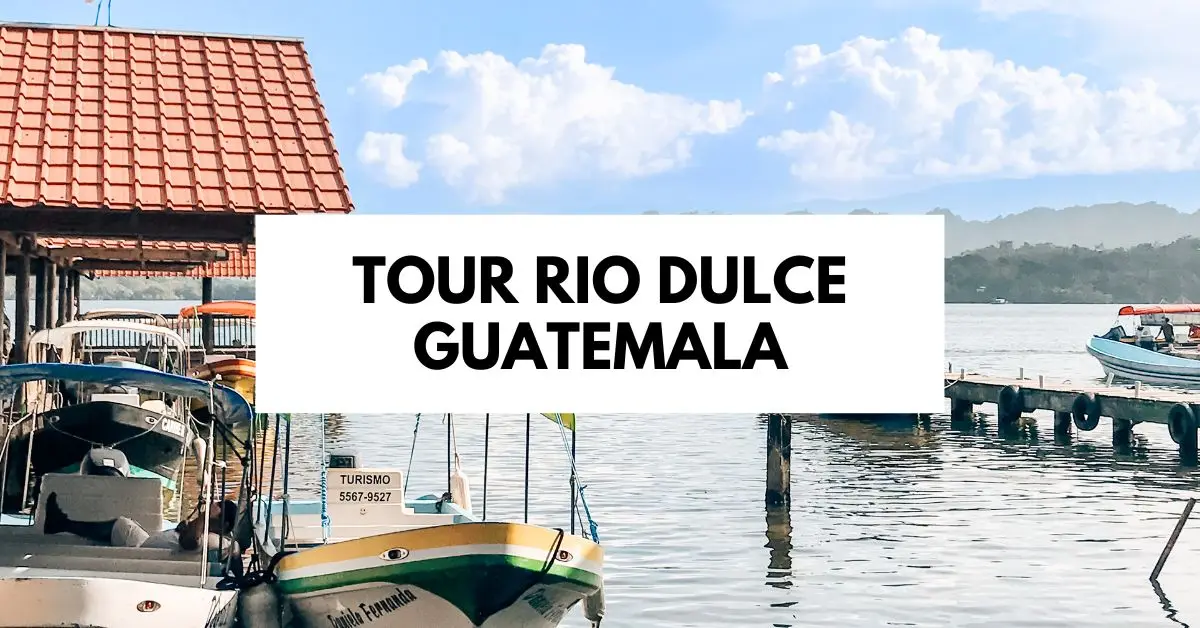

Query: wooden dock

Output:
[944, 370, 1200, 462]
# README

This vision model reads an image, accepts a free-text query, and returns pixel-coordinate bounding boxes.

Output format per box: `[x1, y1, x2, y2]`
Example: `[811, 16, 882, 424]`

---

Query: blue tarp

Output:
[0, 363, 252, 425]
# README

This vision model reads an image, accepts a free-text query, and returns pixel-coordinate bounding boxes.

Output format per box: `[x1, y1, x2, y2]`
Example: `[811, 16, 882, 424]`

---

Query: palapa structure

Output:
[0, 21, 353, 362]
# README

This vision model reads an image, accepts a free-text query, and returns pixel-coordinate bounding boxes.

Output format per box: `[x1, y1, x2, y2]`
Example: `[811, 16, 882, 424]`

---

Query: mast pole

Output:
[570, 425, 577, 535]
[482, 413, 489, 521]
[524, 412, 530, 524]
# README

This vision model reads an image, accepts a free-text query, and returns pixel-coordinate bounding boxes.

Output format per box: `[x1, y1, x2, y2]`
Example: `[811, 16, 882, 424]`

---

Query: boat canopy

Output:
[178, 301, 255, 319]
[29, 320, 190, 351]
[1117, 304, 1200, 316]
[80, 308, 170, 327]
[0, 363, 252, 425]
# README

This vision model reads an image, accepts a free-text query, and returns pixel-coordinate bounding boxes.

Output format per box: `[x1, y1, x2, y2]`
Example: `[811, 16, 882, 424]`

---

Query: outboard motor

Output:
[326, 449, 360, 469]
[79, 448, 130, 478]
[237, 580, 290, 628]
[584, 586, 606, 627]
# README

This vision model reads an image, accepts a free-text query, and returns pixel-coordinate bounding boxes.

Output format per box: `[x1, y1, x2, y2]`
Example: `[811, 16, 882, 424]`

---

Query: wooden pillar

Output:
[765, 413, 791, 506]
[55, 265, 67, 327]
[10, 247, 30, 365]
[45, 260, 57, 329]
[1053, 411, 1072, 443]
[32, 258, 46, 331]
[64, 270, 77, 321]
[1113, 418, 1134, 450]
[70, 271, 80, 319]
[950, 398, 973, 425]
[201, 277, 214, 353]
[0, 240, 6, 364]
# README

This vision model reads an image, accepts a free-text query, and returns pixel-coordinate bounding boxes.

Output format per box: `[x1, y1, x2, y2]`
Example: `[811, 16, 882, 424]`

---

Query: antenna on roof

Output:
[85, 0, 113, 27]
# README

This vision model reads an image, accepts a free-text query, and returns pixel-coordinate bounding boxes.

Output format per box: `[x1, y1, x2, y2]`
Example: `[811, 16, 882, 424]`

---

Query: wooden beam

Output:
[72, 260, 201, 273]
[33, 259, 46, 331]
[0, 208, 255, 244]
[50, 247, 229, 263]
[0, 240, 6, 363]
[55, 265, 67, 327]
[44, 259, 57, 330]
[9, 244, 30, 365]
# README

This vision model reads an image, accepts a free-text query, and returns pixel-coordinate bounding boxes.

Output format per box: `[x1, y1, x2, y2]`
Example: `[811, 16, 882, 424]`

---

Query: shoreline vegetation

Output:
[3, 277, 253, 301]
[946, 237, 1200, 304]
[3, 234, 1197, 305]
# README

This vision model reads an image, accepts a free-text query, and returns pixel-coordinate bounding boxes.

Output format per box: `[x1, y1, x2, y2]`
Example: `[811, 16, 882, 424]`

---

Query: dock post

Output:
[1113, 418, 1134, 450]
[950, 398, 973, 425]
[765, 413, 791, 507]
[44, 261, 57, 329]
[10, 242, 30, 365]
[55, 265, 67, 327]
[0, 240, 6, 364]
[201, 277, 215, 353]
[1053, 411, 1072, 442]
[32, 258, 46, 332]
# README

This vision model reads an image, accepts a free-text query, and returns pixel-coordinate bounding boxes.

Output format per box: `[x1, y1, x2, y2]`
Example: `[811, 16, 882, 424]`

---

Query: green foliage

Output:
[946, 238, 1200, 303]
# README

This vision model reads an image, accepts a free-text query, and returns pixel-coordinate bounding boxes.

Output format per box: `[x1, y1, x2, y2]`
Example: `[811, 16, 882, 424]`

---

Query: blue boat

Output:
[1087, 304, 1200, 386]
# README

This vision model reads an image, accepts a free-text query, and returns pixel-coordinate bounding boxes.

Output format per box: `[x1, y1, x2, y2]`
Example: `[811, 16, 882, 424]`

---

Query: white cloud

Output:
[359, 44, 748, 204]
[758, 27, 1200, 196]
[359, 59, 429, 108]
[977, 0, 1200, 100]
[358, 132, 422, 188]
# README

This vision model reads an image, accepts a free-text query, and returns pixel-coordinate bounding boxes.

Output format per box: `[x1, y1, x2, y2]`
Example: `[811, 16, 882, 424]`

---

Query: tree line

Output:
[946, 237, 1200, 303]
[3, 277, 254, 301]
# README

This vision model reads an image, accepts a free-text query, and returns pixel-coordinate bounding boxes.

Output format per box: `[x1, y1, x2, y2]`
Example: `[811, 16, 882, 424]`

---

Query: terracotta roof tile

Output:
[40, 236, 255, 277]
[0, 23, 352, 214]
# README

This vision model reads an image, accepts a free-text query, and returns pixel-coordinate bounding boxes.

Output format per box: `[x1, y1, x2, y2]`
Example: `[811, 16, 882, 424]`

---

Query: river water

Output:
[23, 301, 1200, 627]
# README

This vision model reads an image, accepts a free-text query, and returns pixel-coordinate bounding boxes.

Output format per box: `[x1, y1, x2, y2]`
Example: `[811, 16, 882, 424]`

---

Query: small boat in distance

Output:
[1087, 304, 1200, 386]
[990, 297, 1008, 304]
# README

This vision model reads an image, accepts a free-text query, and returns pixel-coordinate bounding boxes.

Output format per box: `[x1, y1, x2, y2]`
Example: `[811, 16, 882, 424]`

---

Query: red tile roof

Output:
[0, 23, 352, 214]
[41, 237, 255, 277]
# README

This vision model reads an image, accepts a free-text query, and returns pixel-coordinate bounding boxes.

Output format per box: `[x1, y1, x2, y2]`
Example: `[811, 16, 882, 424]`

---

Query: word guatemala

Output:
[352, 255, 846, 371]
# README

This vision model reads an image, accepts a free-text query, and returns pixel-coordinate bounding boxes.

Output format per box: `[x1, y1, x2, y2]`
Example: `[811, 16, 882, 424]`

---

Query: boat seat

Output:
[34, 473, 163, 535]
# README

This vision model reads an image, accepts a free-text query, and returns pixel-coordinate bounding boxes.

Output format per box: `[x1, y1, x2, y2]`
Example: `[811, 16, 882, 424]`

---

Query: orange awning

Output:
[178, 300, 255, 318]
[1117, 304, 1200, 316]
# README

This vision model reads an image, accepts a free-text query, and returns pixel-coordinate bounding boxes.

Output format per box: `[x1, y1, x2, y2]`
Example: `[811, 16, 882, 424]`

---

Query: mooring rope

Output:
[404, 413, 421, 493]
[319, 413, 330, 543]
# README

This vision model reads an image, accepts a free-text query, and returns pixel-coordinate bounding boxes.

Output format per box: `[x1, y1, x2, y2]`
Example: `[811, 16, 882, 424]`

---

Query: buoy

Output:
[1071, 392, 1101, 431]
[1168, 403, 1197, 445]
[584, 587, 606, 627]
[237, 582, 285, 628]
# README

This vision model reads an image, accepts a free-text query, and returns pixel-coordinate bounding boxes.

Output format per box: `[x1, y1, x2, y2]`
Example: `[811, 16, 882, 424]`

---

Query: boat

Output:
[0, 362, 255, 627]
[178, 301, 257, 406]
[79, 308, 172, 328]
[1087, 304, 1200, 386]
[27, 319, 190, 374]
[990, 297, 1008, 304]
[251, 412, 606, 627]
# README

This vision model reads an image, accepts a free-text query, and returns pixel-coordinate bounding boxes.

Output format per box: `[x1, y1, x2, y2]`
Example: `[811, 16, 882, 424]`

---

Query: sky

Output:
[5, 0, 1200, 219]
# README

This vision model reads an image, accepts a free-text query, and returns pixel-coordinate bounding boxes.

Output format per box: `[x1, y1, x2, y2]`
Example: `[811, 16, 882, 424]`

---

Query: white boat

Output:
[252, 412, 606, 627]
[1088, 304, 1200, 386]
[27, 318, 190, 375]
[0, 362, 255, 627]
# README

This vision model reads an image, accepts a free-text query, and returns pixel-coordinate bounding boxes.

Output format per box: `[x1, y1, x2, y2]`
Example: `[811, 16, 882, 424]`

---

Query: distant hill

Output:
[649, 202, 1200, 256]
[3, 277, 254, 301]
[945, 237, 1200, 304]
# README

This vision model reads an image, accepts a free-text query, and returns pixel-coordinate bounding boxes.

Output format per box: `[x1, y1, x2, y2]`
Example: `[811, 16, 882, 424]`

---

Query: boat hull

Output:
[1086, 337, 1200, 386]
[276, 522, 603, 628]
[10, 401, 188, 480]
[0, 576, 237, 628]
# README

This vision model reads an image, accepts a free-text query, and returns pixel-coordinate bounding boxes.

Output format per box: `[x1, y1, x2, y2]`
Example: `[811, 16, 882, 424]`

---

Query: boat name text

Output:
[324, 587, 418, 627]
[336, 473, 394, 485]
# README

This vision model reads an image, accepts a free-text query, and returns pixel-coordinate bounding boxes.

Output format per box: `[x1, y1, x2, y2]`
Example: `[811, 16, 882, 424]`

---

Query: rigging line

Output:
[319, 413, 329, 543]
[404, 413, 421, 493]
[482, 413, 489, 521]
[552, 414, 599, 543]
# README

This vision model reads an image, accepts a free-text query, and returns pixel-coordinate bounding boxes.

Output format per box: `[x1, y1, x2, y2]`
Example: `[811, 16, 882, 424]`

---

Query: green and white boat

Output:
[252, 413, 606, 628]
